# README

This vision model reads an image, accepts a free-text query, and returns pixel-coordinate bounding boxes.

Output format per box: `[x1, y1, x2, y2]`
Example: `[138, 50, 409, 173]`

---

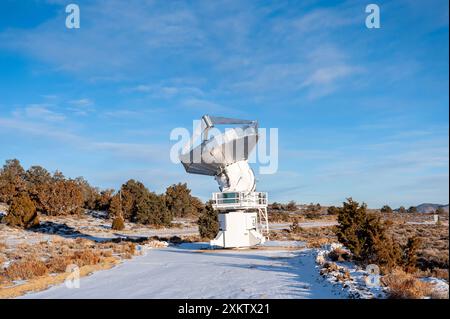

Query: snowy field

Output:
[20, 243, 346, 299]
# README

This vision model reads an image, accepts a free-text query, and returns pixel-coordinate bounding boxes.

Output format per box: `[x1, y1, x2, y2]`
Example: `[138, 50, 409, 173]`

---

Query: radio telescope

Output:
[180, 115, 269, 248]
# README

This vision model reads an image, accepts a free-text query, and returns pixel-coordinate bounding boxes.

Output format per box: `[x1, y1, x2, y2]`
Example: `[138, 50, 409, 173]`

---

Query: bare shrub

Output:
[4, 257, 48, 280]
[46, 256, 72, 273]
[383, 268, 433, 299]
[431, 268, 449, 281]
[290, 220, 303, 233]
[71, 249, 102, 266]
[112, 242, 136, 259]
[304, 203, 321, 219]
[268, 211, 291, 222]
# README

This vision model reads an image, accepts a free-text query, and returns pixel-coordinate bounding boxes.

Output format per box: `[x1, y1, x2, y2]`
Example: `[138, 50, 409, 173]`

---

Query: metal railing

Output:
[211, 191, 268, 210]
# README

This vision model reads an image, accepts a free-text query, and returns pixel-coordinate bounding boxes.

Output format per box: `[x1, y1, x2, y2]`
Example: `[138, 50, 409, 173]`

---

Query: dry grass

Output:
[387, 222, 448, 278]
[0, 239, 138, 286]
[270, 225, 337, 247]
[382, 268, 434, 299]
[4, 257, 48, 280]
[2, 249, 104, 282]
[0, 257, 118, 299]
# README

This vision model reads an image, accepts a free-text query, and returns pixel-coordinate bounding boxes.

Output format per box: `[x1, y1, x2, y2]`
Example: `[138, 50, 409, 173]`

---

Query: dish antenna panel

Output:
[180, 115, 269, 248]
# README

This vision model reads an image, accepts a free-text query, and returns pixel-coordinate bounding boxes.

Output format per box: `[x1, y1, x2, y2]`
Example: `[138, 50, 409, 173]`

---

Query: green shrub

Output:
[4, 193, 39, 229]
[381, 205, 393, 214]
[334, 198, 402, 272]
[119, 180, 148, 220]
[403, 236, 421, 273]
[286, 200, 297, 211]
[108, 193, 122, 218]
[327, 206, 340, 215]
[165, 183, 200, 217]
[408, 206, 417, 214]
[112, 215, 125, 231]
[198, 202, 219, 239]
[134, 193, 172, 227]
[0, 159, 27, 204]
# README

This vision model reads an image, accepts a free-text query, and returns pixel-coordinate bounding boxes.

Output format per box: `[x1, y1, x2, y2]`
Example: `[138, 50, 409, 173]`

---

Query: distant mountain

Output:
[414, 203, 449, 213]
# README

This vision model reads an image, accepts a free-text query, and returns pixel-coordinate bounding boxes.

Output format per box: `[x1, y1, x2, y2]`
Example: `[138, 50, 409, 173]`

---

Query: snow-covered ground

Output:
[20, 243, 347, 299]
[270, 221, 337, 230]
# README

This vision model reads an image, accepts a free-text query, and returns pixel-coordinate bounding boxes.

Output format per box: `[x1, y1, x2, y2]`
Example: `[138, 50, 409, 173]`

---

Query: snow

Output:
[315, 244, 387, 299]
[421, 277, 449, 298]
[20, 243, 346, 299]
[261, 240, 306, 248]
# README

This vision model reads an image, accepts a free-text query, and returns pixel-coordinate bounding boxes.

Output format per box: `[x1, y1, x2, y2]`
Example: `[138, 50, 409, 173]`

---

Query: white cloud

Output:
[127, 84, 205, 98]
[69, 98, 94, 107]
[24, 104, 66, 122]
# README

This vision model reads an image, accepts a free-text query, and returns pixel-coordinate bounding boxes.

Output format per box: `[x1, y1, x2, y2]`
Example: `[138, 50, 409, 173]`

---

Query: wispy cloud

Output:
[23, 104, 66, 122]
[126, 84, 205, 99]
[182, 98, 230, 113]
[0, 114, 169, 164]
[69, 98, 94, 108]
[89, 142, 169, 162]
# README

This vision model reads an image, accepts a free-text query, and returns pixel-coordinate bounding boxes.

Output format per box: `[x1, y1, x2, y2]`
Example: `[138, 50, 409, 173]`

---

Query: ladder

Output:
[257, 207, 270, 239]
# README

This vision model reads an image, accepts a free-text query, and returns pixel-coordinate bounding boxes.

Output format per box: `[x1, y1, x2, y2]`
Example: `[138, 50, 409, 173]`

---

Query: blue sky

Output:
[0, 0, 448, 208]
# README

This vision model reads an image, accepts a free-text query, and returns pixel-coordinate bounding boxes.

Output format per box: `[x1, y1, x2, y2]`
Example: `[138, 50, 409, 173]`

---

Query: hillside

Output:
[415, 203, 449, 214]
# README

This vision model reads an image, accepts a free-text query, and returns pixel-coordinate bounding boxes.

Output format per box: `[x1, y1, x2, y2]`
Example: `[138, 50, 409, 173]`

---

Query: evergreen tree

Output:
[198, 202, 219, 239]
[0, 159, 27, 204]
[75, 176, 98, 210]
[403, 236, 421, 273]
[109, 192, 125, 230]
[108, 193, 122, 218]
[380, 205, 393, 214]
[120, 179, 148, 220]
[165, 183, 199, 217]
[134, 192, 172, 226]
[334, 198, 402, 272]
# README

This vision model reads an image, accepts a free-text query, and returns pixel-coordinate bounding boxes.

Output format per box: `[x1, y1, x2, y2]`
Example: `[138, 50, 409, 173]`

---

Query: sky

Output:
[0, 0, 448, 208]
